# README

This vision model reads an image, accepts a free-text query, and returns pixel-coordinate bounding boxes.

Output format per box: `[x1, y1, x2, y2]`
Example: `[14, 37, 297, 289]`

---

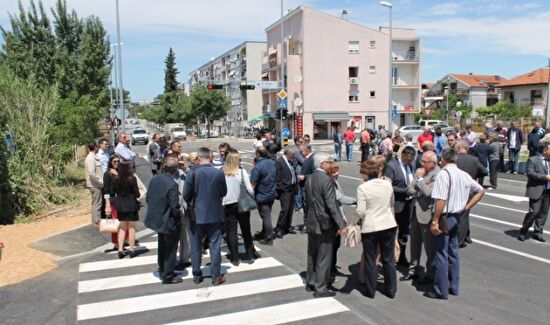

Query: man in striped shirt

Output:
[426, 147, 485, 300]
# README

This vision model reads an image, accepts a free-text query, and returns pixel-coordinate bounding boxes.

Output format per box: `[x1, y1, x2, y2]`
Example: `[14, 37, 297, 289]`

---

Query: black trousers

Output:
[257, 200, 274, 239]
[361, 143, 370, 162]
[489, 160, 499, 188]
[307, 230, 336, 292]
[521, 190, 550, 235]
[158, 227, 180, 280]
[395, 199, 413, 261]
[458, 209, 471, 246]
[275, 186, 296, 233]
[331, 234, 341, 274]
[362, 227, 397, 298]
[224, 203, 254, 261]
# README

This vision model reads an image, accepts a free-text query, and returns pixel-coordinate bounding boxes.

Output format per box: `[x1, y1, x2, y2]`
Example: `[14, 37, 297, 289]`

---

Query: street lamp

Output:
[115, 0, 125, 133]
[379, 1, 393, 133]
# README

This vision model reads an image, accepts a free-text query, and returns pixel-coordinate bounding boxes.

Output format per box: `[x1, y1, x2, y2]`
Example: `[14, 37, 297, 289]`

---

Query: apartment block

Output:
[188, 41, 266, 135]
[263, 6, 421, 139]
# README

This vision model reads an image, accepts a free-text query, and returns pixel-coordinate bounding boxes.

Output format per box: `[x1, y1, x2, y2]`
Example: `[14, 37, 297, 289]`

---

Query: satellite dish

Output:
[295, 75, 303, 83]
[294, 98, 303, 107]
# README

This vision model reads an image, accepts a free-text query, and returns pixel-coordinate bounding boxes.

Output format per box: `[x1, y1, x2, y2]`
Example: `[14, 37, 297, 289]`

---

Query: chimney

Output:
[341, 10, 348, 20]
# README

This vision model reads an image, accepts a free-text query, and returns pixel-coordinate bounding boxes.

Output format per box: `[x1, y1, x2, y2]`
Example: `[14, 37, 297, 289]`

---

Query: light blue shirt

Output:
[115, 143, 137, 162]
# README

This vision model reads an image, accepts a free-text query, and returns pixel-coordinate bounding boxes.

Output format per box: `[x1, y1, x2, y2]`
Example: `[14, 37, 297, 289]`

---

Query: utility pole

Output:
[546, 58, 550, 128]
[279, 0, 285, 145]
[115, 0, 125, 133]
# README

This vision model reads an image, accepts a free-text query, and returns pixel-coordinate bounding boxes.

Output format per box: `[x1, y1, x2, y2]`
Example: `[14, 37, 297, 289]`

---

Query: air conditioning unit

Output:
[349, 77, 358, 84]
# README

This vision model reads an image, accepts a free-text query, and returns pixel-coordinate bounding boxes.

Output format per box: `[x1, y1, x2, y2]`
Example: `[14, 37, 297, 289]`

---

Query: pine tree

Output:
[163, 47, 179, 94]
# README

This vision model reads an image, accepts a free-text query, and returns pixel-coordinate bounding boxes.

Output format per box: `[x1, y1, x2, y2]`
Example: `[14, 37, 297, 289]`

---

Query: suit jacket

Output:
[355, 178, 396, 233]
[183, 164, 227, 224]
[411, 166, 440, 224]
[525, 155, 549, 199]
[384, 159, 415, 213]
[507, 128, 524, 150]
[144, 173, 180, 234]
[276, 156, 297, 192]
[299, 153, 316, 187]
[457, 153, 487, 179]
[304, 170, 345, 234]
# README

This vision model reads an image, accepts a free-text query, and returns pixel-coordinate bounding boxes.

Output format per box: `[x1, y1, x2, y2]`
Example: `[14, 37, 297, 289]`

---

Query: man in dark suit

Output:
[144, 157, 183, 284]
[304, 153, 347, 298]
[274, 146, 298, 238]
[384, 146, 416, 265]
[507, 121, 524, 174]
[297, 144, 315, 231]
[456, 140, 488, 247]
[184, 147, 228, 286]
[518, 142, 550, 242]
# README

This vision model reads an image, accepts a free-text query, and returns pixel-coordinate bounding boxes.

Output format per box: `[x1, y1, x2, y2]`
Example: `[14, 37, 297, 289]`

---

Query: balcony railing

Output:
[261, 61, 278, 72]
[393, 52, 419, 62]
[428, 89, 471, 96]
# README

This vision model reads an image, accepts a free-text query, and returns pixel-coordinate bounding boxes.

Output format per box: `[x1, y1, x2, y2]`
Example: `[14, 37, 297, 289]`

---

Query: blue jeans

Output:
[431, 213, 460, 299]
[508, 148, 520, 173]
[190, 222, 223, 282]
[294, 187, 304, 211]
[334, 143, 342, 161]
[346, 143, 354, 161]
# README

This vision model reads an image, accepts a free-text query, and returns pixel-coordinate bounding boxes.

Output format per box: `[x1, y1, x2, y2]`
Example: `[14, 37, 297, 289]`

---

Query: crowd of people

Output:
[82, 118, 549, 299]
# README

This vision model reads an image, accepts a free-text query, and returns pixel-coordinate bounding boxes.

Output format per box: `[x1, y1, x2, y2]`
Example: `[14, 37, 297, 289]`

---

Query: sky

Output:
[1, 0, 549, 101]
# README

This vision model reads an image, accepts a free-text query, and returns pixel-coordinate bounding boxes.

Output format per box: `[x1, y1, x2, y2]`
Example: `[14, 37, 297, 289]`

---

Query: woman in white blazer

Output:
[355, 155, 397, 299]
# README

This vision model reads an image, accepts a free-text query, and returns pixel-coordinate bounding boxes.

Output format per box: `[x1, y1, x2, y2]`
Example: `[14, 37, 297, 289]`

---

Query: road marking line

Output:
[165, 298, 349, 325]
[338, 174, 362, 181]
[477, 202, 527, 213]
[484, 192, 528, 202]
[472, 239, 550, 265]
[499, 178, 526, 184]
[78, 257, 282, 293]
[77, 274, 304, 321]
[81, 246, 262, 272]
[470, 214, 550, 235]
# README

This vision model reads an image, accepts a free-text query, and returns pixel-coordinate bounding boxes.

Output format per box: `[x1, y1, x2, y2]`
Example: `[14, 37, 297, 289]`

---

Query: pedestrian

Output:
[517, 142, 550, 242]
[114, 133, 137, 163]
[487, 133, 500, 190]
[222, 151, 256, 265]
[103, 155, 129, 251]
[433, 125, 446, 159]
[446, 133, 458, 150]
[291, 137, 305, 213]
[427, 147, 485, 299]
[274, 146, 298, 238]
[344, 127, 355, 162]
[250, 147, 277, 245]
[417, 126, 434, 149]
[144, 157, 183, 284]
[378, 132, 393, 161]
[471, 134, 489, 186]
[304, 153, 347, 298]
[85, 143, 104, 224]
[184, 147, 228, 286]
[527, 120, 545, 157]
[213, 142, 230, 168]
[404, 134, 414, 148]
[333, 126, 343, 162]
[507, 121, 523, 174]
[392, 130, 404, 151]
[465, 125, 478, 148]
[355, 156, 397, 298]
[253, 133, 264, 151]
[360, 127, 371, 163]
[401, 151, 439, 283]
[493, 120, 508, 172]
[97, 138, 110, 173]
[384, 146, 416, 266]
[148, 133, 162, 175]
[110, 161, 140, 259]
[175, 156, 192, 271]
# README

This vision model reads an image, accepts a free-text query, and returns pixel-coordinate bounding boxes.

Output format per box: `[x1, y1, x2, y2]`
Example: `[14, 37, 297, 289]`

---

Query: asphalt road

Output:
[3, 132, 550, 324]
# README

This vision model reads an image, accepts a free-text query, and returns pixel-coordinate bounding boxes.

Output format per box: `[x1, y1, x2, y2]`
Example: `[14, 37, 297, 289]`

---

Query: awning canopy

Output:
[248, 113, 272, 124]
[313, 113, 350, 121]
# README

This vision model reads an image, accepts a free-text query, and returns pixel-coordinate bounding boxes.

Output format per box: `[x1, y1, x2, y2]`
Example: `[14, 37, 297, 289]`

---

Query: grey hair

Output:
[197, 147, 211, 159]
[164, 156, 179, 174]
[313, 152, 330, 169]
[423, 151, 438, 163]
[300, 144, 312, 153]
[441, 147, 457, 163]
[283, 146, 295, 157]
[457, 140, 469, 151]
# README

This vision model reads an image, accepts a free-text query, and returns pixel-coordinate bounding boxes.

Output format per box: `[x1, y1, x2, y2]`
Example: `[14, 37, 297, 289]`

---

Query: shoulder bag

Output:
[238, 168, 258, 213]
[99, 215, 120, 233]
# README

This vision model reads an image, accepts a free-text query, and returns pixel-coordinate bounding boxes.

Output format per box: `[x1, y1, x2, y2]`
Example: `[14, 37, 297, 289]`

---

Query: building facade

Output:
[263, 6, 421, 139]
[188, 41, 266, 135]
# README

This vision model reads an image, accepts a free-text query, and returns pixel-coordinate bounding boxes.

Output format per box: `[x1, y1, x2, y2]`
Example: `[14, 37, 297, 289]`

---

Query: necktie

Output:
[289, 162, 296, 184]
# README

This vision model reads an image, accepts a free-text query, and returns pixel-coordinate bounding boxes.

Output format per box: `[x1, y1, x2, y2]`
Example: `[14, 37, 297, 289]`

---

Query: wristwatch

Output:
[431, 221, 437, 225]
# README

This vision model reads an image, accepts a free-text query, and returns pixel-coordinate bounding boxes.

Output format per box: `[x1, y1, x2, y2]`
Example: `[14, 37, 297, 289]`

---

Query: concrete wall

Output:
[245, 42, 267, 121]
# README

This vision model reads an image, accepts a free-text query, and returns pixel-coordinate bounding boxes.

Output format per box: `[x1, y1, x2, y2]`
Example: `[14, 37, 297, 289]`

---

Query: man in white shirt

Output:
[85, 143, 104, 224]
[115, 133, 137, 163]
[97, 138, 110, 173]
[427, 147, 485, 300]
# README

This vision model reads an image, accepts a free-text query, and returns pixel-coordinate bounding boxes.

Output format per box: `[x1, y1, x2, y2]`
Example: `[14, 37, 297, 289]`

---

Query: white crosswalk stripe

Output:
[76, 237, 351, 324]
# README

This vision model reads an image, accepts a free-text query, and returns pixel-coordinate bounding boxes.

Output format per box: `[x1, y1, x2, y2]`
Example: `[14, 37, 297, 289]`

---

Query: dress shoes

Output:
[399, 273, 419, 281]
[459, 243, 467, 248]
[517, 233, 526, 241]
[313, 290, 336, 298]
[274, 230, 284, 239]
[162, 276, 183, 285]
[286, 228, 298, 235]
[254, 251, 262, 259]
[533, 234, 546, 242]
[417, 277, 433, 285]
[259, 238, 273, 246]
[117, 251, 125, 259]
[424, 291, 447, 300]
[396, 258, 410, 267]
[175, 261, 192, 271]
[305, 284, 315, 292]
[230, 260, 240, 267]
[212, 276, 226, 286]
[128, 250, 136, 259]
[193, 276, 204, 284]
[465, 237, 473, 244]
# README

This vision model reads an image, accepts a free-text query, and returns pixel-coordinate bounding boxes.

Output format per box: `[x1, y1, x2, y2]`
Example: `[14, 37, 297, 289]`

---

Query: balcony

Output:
[261, 60, 278, 73]
[393, 53, 419, 63]
[428, 89, 470, 97]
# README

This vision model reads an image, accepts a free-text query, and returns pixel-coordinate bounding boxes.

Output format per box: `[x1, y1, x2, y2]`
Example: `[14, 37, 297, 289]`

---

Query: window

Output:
[370, 90, 376, 97]
[349, 90, 359, 102]
[392, 67, 398, 85]
[531, 89, 543, 105]
[369, 40, 376, 49]
[349, 67, 359, 78]
[348, 41, 359, 53]
[369, 65, 376, 74]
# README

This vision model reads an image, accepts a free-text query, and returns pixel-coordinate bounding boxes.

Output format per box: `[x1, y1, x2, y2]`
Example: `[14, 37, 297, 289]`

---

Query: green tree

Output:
[163, 47, 179, 94]
[476, 101, 532, 120]
[189, 85, 230, 135]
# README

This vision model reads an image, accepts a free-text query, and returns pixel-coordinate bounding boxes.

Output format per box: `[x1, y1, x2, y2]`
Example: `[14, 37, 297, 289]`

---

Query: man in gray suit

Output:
[304, 153, 347, 298]
[144, 157, 183, 284]
[401, 151, 440, 282]
[518, 142, 550, 242]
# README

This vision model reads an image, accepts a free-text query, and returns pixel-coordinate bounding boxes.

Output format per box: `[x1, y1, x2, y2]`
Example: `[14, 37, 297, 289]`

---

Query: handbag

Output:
[238, 168, 258, 213]
[344, 224, 362, 248]
[433, 169, 452, 235]
[99, 216, 120, 233]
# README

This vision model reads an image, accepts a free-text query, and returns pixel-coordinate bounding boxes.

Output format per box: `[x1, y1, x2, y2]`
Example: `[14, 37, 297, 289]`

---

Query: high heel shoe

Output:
[118, 251, 125, 259]
[129, 251, 136, 259]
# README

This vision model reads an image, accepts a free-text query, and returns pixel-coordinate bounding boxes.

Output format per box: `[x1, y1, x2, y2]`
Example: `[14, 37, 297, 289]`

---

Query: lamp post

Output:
[279, 0, 285, 144]
[115, 0, 125, 133]
[379, 1, 393, 134]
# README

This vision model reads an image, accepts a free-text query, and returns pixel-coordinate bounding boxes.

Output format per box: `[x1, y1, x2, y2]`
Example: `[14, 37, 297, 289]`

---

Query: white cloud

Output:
[427, 3, 462, 16]
[513, 2, 543, 12]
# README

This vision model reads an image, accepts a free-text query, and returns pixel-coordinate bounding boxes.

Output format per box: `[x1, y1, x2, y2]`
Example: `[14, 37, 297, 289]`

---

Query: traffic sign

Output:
[391, 107, 398, 120]
[282, 128, 290, 137]
[278, 98, 288, 109]
[277, 89, 287, 99]
[115, 108, 130, 120]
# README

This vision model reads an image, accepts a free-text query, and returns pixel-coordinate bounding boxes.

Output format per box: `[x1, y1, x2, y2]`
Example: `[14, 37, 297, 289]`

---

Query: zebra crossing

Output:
[76, 236, 353, 324]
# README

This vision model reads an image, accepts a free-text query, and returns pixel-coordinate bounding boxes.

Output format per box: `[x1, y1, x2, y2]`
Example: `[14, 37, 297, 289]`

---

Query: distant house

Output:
[428, 74, 506, 109]
[497, 67, 550, 118]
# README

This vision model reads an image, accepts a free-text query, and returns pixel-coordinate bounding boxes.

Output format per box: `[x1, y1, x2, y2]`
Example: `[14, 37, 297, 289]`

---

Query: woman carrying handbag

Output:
[103, 155, 128, 250]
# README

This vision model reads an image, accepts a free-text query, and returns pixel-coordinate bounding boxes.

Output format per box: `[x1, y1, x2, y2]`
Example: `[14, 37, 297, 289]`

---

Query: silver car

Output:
[131, 128, 149, 145]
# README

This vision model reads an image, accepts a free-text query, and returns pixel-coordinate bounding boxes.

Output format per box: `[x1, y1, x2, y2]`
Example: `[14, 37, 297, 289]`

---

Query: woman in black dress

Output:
[110, 161, 140, 258]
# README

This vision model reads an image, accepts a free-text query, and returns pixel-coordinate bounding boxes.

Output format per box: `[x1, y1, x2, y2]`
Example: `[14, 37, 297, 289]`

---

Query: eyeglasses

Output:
[113, 160, 119, 163]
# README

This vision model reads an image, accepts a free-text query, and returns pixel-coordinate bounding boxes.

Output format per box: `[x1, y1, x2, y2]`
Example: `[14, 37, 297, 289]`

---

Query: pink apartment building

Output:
[262, 6, 421, 139]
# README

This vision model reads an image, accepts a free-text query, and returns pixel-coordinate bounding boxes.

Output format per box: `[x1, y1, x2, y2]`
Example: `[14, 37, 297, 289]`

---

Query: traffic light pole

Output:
[279, 0, 285, 146]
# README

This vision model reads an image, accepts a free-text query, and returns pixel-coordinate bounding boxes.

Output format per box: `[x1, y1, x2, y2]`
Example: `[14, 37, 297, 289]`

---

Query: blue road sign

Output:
[278, 98, 288, 109]
[391, 107, 398, 120]
[282, 128, 290, 138]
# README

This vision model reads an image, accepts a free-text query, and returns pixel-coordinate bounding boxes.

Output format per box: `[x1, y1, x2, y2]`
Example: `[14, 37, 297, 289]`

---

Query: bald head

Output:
[421, 151, 437, 172]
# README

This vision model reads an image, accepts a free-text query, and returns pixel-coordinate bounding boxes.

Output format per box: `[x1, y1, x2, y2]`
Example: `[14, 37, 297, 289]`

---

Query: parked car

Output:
[398, 125, 424, 142]
[418, 119, 449, 128]
[131, 128, 149, 145]
[170, 127, 187, 141]
[200, 129, 219, 138]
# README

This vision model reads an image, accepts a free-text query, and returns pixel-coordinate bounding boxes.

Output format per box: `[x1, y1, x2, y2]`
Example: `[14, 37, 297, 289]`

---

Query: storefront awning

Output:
[313, 113, 350, 121]
[248, 113, 273, 124]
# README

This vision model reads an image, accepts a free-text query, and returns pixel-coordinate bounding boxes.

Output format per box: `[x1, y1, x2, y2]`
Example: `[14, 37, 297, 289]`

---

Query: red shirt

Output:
[344, 130, 355, 143]
[417, 132, 434, 148]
